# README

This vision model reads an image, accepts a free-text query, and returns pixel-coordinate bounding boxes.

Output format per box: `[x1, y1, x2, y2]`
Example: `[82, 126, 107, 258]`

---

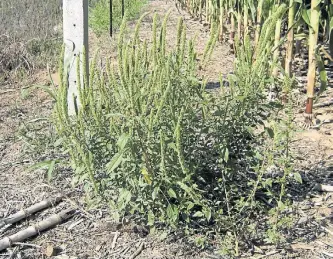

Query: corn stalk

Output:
[305, 0, 321, 120]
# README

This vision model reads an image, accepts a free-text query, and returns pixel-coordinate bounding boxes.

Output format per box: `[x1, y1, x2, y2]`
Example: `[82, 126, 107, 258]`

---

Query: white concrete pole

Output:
[63, 0, 89, 115]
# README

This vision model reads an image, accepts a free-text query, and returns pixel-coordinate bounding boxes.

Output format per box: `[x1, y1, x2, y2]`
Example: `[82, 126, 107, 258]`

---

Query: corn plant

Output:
[175, 0, 333, 122]
[305, 0, 320, 121]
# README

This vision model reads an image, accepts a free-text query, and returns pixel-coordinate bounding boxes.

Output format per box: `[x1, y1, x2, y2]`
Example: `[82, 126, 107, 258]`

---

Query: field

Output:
[1, 0, 333, 258]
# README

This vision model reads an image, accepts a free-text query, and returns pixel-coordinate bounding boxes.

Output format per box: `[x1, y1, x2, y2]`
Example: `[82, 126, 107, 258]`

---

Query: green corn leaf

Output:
[301, 8, 311, 26]
[316, 53, 328, 96]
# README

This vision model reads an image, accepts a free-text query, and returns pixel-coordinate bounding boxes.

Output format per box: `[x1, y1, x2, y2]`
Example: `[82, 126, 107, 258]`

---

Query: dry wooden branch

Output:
[0, 208, 75, 252]
[129, 242, 145, 259]
[314, 99, 333, 108]
[111, 231, 119, 249]
[0, 196, 64, 228]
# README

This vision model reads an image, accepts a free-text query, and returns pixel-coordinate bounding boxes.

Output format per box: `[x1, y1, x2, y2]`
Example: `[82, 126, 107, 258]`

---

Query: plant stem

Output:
[272, 16, 282, 77]
[255, 0, 264, 46]
[305, 0, 320, 118]
[285, 0, 295, 77]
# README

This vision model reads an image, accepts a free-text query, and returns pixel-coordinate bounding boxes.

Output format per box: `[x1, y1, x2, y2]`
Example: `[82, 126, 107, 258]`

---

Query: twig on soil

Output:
[251, 250, 280, 259]
[8, 247, 18, 259]
[0, 208, 76, 252]
[0, 160, 30, 168]
[63, 197, 94, 220]
[0, 196, 64, 228]
[321, 251, 333, 258]
[13, 242, 42, 248]
[67, 218, 84, 230]
[129, 242, 145, 259]
[120, 245, 131, 256]
[0, 89, 16, 95]
[320, 225, 333, 236]
[111, 231, 119, 249]
[314, 99, 333, 108]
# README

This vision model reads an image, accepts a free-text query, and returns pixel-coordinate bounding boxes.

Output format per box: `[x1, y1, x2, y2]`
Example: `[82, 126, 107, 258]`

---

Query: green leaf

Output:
[26, 160, 59, 173]
[107, 152, 124, 172]
[177, 181, 191, 194]
[118, 188, 132, 205]
[301, 9, 311, 26]
[152, 187, 159, 200]
[192, 211, 204, 218]
[167, 204, 178, 222]
[294, 33, 308, 41]
[224, 148, 229, 162]
[47, 160, 56, 183]
[316, 53, 328, 96]
[265, 127, 274, 139]
[54, 138, 64, 147]
[148, 210, 155, 226]
[203, 208, 212, 221]
[117, 133, 130, 150]
[187, 202, 195, 211]
[167, 188, 177, 199]
[293, 172, 302, 183]
[32, 85, 57, 100]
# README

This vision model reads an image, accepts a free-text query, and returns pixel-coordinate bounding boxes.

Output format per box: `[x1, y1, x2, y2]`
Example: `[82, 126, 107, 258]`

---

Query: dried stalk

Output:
[0, 208, 75, 251]
[230, 12, 235, 52]
[219, 0, 224, 41]
[129, 242, 145, 259]
[0, 196, 64, 228]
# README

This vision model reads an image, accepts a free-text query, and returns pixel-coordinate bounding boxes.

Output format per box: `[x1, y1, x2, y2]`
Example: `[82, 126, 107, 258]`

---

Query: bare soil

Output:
[1, 0, 333, 258]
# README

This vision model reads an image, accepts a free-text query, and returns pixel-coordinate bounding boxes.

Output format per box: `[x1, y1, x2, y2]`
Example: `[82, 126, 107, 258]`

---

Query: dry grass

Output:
[0, 0, 62, 81]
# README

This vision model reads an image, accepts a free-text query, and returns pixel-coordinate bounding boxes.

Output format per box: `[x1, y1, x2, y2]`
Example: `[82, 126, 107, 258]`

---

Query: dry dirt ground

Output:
[1, 0, 333, 258]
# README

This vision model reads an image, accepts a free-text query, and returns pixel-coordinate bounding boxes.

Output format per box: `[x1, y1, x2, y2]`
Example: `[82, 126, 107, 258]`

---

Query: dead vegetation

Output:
[0, 0, 62, 81]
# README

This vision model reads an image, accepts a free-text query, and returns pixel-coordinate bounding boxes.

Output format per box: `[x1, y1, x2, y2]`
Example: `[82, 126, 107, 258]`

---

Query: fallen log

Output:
[0, 208, 75, 252]
[0, 196, 63, 228]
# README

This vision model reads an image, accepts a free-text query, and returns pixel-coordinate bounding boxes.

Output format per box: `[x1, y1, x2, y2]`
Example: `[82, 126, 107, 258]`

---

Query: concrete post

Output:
[63, 0, 89, 115]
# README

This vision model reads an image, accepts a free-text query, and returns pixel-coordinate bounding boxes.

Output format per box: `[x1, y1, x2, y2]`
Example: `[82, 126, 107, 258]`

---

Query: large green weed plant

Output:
[53, 6, 296, 253]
